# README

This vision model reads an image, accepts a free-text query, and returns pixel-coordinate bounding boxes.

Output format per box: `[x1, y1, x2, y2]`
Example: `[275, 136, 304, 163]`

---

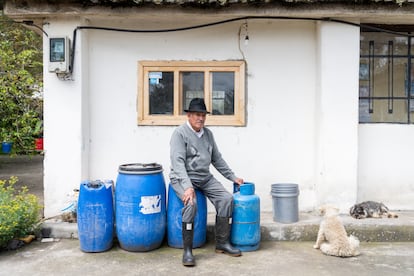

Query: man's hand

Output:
[182, 187, 195, 206]
[234, 178, 244, 186]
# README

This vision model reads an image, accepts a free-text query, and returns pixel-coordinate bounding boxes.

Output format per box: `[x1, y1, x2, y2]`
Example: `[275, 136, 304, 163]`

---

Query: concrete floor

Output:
[0, 239, 413, 276]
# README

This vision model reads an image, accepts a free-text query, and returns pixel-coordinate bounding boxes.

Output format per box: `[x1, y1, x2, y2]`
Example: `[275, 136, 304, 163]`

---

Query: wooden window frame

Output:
[138, 60, 246, 126]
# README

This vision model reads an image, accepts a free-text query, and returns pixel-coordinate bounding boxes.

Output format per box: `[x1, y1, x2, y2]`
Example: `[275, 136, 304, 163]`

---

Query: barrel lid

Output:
[118, 163, 163, 174]
[86, 180, 102, 188]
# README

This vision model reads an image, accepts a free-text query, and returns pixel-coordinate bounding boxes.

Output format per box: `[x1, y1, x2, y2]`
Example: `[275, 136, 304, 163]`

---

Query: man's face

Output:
[187, 112, 206, 132]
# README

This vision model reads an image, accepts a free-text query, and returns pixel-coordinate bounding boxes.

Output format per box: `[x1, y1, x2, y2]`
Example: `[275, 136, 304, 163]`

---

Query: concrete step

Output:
[41, 211, 414, 242]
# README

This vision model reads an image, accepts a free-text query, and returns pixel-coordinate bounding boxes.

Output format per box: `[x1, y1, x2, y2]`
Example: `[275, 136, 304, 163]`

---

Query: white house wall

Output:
[358, 124, 414, 210]
[43, 20, 90, 217]
[315, 22, 360, 212]
[42, 17, 385, 217]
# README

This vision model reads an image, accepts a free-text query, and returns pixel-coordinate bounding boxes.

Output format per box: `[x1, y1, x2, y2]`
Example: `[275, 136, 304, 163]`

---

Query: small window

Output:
[138, 61, 246, 126]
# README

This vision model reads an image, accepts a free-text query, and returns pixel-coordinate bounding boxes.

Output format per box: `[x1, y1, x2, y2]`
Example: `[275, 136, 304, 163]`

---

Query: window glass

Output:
[359, 29, 414, 123]
[149, 71, 174, 115]
[211, 72, 234, 115]
[409, 57, 414, 114]
[360, 32, 408, 56]
[181, 72, 204, 114]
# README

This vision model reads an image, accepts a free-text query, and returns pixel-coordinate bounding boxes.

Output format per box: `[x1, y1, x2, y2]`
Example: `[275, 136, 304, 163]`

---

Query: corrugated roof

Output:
[74, 0, 411, 4]
[2, 0, 414, 20]
[2, 0, 414, 8]
[59, 0, 414, 6]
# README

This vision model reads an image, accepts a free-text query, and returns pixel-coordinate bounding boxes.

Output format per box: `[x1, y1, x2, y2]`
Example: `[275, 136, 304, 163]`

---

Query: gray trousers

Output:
[171, 176, 233, 223]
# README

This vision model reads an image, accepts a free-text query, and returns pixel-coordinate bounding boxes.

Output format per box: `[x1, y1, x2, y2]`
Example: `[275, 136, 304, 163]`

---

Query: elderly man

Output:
[169, 98, 244, 266]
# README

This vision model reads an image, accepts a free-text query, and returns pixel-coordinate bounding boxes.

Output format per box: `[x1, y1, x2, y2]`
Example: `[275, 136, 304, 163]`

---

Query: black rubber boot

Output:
[182, 222, 195, 266]
[215, 216, 242, 257]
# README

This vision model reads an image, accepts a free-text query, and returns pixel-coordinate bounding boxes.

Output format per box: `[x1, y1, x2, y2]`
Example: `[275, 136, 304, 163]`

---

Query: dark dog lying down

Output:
[350, 201, 398, 219]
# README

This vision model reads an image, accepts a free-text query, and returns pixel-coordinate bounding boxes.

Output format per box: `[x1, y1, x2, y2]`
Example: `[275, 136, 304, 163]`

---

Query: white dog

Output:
[313, 205, 360, 257]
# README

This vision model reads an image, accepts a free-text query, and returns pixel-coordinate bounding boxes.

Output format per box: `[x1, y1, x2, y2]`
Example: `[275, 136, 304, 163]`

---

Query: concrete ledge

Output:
[41, 220, 78, 239]
[41, 211, 414, 242]
[258, 211, 414, 242]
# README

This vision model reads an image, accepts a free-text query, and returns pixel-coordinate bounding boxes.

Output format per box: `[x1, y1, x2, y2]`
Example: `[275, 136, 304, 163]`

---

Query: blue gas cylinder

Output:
[231, 182, 260, 251]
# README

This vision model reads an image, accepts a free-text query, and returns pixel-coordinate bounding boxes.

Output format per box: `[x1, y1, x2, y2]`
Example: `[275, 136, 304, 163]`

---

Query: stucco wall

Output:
[42, 18, 367, 217]
[358, 124, 414, 210]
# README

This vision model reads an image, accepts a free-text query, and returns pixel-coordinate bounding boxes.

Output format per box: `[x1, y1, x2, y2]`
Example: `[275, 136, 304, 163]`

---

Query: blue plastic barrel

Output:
[231, 182, 261, 251]
[167, 184, 207, 248]
[115, 163, 166, 252]
[77, 180, 114, 252]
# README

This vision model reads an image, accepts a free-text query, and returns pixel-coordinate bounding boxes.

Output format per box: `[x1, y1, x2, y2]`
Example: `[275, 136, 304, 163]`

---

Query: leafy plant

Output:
[0, 176, 42, 249]
[0, 15, 43, 153]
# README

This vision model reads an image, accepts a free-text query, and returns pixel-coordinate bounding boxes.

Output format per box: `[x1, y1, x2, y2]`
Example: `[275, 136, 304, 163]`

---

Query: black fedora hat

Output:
[184, 98, 210, 114]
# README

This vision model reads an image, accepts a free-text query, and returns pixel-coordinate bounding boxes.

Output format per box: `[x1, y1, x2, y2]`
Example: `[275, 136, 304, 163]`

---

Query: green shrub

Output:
[0, 176, 42, 249]
[0, 15, 43, 154]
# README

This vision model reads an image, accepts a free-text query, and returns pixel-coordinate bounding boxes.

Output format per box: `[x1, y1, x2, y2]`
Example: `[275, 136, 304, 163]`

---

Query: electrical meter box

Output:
[48, 37, 70, 73]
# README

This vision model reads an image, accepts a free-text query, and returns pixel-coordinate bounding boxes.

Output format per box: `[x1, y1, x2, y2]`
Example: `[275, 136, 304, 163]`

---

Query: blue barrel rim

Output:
[118, 163, 163, 174]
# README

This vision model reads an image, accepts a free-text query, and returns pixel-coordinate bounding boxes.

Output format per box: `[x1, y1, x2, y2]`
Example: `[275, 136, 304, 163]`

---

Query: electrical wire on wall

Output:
[61, 15, 414, 77]
[21, 20, 49, 37]
[238, 21, 249, 61]
[0, 19, 49, 37]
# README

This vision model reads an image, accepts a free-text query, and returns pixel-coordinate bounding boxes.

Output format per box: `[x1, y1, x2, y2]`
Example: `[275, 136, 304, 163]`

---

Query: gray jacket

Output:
[169, 123, 237, 190]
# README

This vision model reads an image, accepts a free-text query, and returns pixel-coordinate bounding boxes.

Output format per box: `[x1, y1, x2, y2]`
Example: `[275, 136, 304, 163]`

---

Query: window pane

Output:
[359, 56, 409, 122]
[359, 30, 413, 123]
[360, 32, 408, 56]
[149, 71, 174, 115]
[409, 57, 414, 122]
[360, 99, 408, 123]
[181, 72, 204, 114]
[211, 72, 234, 115]
[367, 57, 407, 98]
